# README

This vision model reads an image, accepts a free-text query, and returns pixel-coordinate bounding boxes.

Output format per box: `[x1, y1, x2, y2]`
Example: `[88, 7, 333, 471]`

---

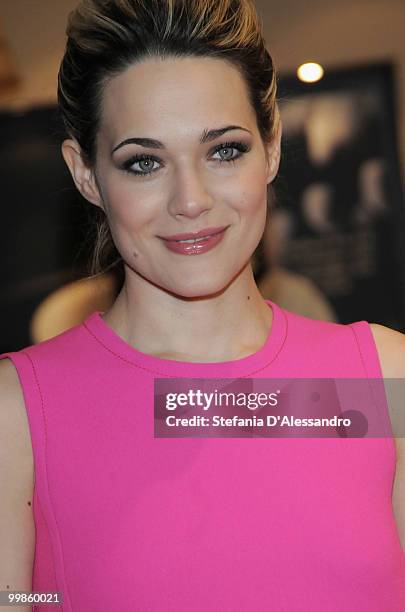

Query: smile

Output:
[160, 227, 228, 255]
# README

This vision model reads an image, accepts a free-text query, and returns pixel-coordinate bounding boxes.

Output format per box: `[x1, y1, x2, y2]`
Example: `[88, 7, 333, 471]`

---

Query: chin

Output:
[161, 276, 234, 300]
[176, 268, 249, 299]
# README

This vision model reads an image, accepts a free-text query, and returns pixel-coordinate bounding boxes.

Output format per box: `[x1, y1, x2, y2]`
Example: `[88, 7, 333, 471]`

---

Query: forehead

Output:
[98, 56, 255, 142]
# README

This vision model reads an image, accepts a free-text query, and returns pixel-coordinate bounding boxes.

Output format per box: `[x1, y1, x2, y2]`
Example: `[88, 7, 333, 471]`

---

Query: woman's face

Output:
[64, 56, 281, 298]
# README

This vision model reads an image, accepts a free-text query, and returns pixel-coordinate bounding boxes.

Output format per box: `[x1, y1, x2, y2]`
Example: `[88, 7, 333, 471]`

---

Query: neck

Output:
[102, 264, 273, 363]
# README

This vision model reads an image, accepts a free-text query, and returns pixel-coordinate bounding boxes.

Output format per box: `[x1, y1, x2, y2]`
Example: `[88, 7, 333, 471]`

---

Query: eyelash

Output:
[120, 141, 251, 178]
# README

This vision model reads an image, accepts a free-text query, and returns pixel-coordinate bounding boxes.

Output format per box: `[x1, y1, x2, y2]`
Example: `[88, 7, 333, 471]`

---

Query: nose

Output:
[168, 164, 215, 219]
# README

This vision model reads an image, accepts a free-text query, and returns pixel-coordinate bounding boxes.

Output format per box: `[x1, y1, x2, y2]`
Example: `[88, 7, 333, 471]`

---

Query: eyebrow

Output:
[111, 125, 252, 154]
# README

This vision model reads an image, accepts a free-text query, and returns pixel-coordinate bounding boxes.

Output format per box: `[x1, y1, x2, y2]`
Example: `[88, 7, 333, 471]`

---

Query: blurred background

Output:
[1, 0, 405, 352]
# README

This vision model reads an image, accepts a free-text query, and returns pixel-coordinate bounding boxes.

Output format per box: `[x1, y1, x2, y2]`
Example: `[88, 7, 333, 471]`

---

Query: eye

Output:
[120, 140, 251, 178]
[211, 141, 250, 165]
[121, 154, 162, 177]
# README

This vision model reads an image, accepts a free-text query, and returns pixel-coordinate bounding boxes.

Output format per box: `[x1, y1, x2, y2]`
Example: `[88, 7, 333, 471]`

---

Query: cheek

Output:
[231, 177, 268, 220]
[99, 181, 163, 263]
[233, 176, 268, 250]
[233, 162, 268, 211]
[103, 181, 157, 235]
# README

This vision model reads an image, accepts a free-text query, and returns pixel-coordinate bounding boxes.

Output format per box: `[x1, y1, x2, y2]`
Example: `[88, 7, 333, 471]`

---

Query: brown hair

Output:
[58, 0, 280, 278]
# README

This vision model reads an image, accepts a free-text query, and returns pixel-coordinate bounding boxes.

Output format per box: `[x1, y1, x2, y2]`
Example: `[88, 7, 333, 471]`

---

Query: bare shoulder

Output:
[0, 358, 35, 595]
[0, 358, 34, 465]
[369, 323, 405, 461]
[369, 323, 405, 376]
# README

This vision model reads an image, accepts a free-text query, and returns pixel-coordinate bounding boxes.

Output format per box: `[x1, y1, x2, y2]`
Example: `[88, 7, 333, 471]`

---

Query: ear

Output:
[265, 120, 282, 184]
[61, 139, 103, 209]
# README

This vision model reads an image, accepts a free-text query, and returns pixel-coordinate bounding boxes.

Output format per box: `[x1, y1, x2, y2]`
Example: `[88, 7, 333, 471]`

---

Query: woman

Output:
[1, 1, 405, 610]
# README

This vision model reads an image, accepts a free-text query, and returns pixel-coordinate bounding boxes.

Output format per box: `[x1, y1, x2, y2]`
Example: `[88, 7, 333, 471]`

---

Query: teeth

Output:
[175, 236, 211, 243]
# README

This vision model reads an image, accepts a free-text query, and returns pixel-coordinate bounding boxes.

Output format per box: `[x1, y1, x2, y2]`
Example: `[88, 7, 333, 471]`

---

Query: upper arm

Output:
[0, 358, 35, 609]
[369, 323, 405, 444]
[369, 323, 405, 554]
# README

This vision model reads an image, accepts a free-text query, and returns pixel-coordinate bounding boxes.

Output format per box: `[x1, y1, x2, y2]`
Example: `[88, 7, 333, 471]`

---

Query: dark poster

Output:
[257, 63, 405, 330]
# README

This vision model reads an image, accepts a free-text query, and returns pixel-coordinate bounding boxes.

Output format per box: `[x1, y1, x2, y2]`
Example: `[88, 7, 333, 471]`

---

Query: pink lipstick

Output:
[158, 225, 229, 256]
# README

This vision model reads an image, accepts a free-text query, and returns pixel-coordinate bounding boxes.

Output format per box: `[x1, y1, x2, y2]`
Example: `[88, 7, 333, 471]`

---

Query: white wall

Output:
[1, 0, 405, 185]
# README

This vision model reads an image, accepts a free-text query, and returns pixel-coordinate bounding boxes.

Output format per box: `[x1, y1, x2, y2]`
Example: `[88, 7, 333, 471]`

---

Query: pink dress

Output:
[1, 299, 405, 611]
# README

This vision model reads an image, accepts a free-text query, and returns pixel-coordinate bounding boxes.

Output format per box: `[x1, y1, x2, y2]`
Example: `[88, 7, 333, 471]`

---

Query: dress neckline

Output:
[83, 298, 287, 378]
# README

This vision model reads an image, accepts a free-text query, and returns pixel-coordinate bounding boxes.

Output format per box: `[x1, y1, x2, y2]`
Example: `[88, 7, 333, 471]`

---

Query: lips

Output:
[158, 225, 229, 255]
[159, 225, 229, 242]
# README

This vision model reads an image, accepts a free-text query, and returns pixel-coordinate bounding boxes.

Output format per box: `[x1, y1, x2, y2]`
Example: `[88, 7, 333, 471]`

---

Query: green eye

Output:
[122, 140, 251, 178]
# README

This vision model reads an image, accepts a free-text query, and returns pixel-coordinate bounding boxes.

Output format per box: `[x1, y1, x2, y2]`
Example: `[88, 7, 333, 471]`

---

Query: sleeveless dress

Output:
[1, 299, 405, 611]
